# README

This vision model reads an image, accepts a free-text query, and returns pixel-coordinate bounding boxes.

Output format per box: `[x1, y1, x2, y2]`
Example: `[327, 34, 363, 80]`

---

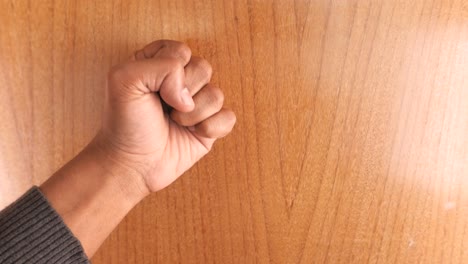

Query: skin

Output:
[40, 40, 236, 258]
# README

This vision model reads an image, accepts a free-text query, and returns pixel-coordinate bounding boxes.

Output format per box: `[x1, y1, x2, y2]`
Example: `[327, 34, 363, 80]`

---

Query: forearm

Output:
[40, 135, 149, 257]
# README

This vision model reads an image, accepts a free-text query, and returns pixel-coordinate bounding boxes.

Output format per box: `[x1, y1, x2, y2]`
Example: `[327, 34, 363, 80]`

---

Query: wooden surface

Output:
[1, 0, 467, 263]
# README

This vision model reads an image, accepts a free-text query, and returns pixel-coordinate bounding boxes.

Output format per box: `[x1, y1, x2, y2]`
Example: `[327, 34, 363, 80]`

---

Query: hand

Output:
[40, 40, 236, 257]
[96, 40, 236, 193]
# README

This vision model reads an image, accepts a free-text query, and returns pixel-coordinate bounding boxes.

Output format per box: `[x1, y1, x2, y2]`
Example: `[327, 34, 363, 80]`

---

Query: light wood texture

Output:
[1, 0, 467, 263]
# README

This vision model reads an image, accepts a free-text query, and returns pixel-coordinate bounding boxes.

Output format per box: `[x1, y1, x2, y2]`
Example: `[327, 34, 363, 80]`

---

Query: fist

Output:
[96, 40, 236, 192]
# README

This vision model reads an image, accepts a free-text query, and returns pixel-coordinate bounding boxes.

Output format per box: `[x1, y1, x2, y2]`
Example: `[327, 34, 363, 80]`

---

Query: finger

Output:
[184, 57, 213, 95]
[134, 40, 192, 66]
[159, 64, 194, 112]
[134, 40, 167, 60]
[190, 108, 236, 139]
[153, 41, 192, 66]
[109, 57, 194, 112]
[171, 84, 223, 126]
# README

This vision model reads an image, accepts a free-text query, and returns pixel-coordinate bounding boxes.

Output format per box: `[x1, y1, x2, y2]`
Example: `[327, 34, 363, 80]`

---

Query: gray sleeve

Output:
[0, 186, 89, 264]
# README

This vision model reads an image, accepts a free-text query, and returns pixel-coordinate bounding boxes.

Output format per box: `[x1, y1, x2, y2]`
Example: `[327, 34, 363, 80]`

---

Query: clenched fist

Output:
[96, 40, 236, 193]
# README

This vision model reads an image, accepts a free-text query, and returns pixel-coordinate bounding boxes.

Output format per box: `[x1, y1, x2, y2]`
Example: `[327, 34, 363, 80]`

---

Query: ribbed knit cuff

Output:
[0, 186, 89, 264]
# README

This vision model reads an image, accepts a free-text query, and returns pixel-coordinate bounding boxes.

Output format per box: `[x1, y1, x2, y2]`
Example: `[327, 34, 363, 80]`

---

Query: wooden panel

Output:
[0, 0, 467, 263]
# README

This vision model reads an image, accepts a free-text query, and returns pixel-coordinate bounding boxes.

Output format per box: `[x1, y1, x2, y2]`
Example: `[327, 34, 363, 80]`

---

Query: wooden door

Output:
[0, 0, 467, 263]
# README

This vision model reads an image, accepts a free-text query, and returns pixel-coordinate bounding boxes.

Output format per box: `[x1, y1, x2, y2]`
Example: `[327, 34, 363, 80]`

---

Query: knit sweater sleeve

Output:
[0, 186, 89, 264]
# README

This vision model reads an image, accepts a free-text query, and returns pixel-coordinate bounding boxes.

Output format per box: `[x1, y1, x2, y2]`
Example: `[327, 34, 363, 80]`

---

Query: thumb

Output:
[158, 62, 195, 113]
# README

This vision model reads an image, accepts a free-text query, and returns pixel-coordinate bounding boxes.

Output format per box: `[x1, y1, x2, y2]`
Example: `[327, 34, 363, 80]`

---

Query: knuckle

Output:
[218, 111, 236, 137]
[159, 57, 184, 71]
[217, 110, 236, 137]
[161, 40, 192, 62]
[200, 122, 216, 138]
[157, 39, 173, 50]
[208, 86, 224, 108]
[193, 57, 213, 80]
[175, 42, 192, 59]
[226, 111, 237, 127]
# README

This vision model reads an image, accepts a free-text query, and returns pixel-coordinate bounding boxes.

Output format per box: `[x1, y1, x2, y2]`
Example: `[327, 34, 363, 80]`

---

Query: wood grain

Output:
[0, 0, 467, 263]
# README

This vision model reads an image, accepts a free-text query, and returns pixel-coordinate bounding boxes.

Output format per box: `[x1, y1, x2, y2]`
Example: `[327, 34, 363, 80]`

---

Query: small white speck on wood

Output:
[408, 239, 415, 248]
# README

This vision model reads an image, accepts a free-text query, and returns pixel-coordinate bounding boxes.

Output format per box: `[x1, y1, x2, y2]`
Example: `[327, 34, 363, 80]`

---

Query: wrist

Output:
[90, 132, 151, 204]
